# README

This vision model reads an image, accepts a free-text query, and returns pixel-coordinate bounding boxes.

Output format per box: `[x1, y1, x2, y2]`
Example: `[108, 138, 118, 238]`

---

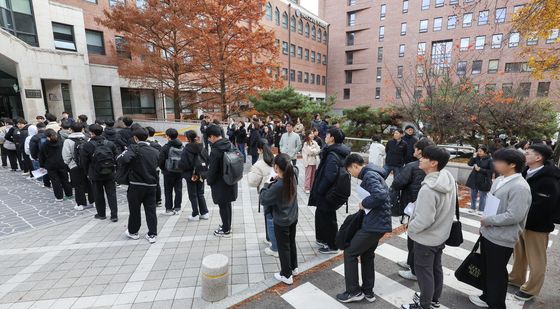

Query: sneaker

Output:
[292, 268, 299, 276]
[145, 234, 157, 244]
[74, 205, 84, 211]
[264, 247, 279, 257]
[64, 195, 73, 201]
[163, 209, 176, 216]
[397, 261, 411, 269]
[110, 217, 118, 222]
[413, 292, 441, 308]
[200, 213, 209, 220]
[214, 228, 232, 238]
[273, 273, 293, 285]
[318, 247, 339, 255]
[514, 291, 535, 301]
[156, 200, 162, 207]
[188, 215, 200, 221]
[304, 189, 310, 194]
[125, 230, 139, 240]
[477, 211, 483, 216]
[401, 303, 425, 309]
[399, 270, 418, 281]
[468, 295, 489, 308]
[94, 214, 107, 220]
[315, 240, 327, 248]
[21, 172, 29, 176]
[88, 202, 95, 208]
[55, 198, 64, 202]
[263, 239, 272, 246]
[364, 292, 376, 303]
[336, 291, 364, 303]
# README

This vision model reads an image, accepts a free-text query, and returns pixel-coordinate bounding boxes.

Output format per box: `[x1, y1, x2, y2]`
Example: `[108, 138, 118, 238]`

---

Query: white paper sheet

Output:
[404, 202, 415, 217]
[31, 168, 48, 179]
[356, 186, 371, 214]
[483, 194, 501, 217]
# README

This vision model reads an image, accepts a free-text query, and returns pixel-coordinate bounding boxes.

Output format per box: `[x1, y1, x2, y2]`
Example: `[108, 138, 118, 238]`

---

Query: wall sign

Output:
[25, 89, 42, 99]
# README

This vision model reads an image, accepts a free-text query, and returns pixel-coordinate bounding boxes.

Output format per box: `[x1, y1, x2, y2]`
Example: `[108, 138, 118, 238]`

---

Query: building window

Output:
[305, 49, 309, 60]
[297, 19, 303, 34]
[317, 53, 322, 64]
[109, 0, 124, 7]
[509, 32, 520, 47]
[346, 52, 354, 65]
[323, 30, 328, 44]
[304, 72, 309, 83]
[376, 67, 382, 82]
[297, 46, 302, 59]
[376, 47, 383, 62]
[418, 42, 426, 55]
[478, 10, 489, 25]
[0, 0, 39, 46]
[431, 40, 453, 72]
[396, 87, 402, 99]
[282, 68, 288, 80]
[52, 22, 77, 51]
[311, 73, 316, 84]
[311, 25, 316, 40]
[472, 60, 482, 74]
[135, 0, 146, 9]
[474, 36, 485, 50]
[290, 44, 295, 56]
[347, 12, 356, 26]
[343, 88, 350, 99]
[378, 26, 384, 41]
[495, 7, 506, 23]
[417, 64, 425, 76]
[345, 71, 352, 84]
[485, 84, 496, 93]
[290, 69, 295, 81]
[537, 82, 550, 97]
[297, 71, 302, 82]
[546, 29, 559, 44]
[323, 54, 327, 65]
[282, 41, 288, 55]
[290, 16, 296, 32]
[401, 22, 407, 35]
[435, 0, 444, 7]
[348, 0, 356, 5]
[305, 23, 310, 37]
[85, 29, 105, 55]
[318, 29, 322, 42]
[397, 65, 403, 78]
[399, 44, 405, 57]
[450, 0, 458, 4]
[463, 13, 473, 27]
[488, 59, 499, 74]
[265, 2, 272, 20]
[491, 34, 502, 48]
[421, 0, 430, 10]
[92, 86, 114, 120]
[274, 8, 280, 25]
[502, 83, 513, 97]
[459, 37, 469, 51]
[322, 76, 326, 85]
[121, 88, 156, 114]
[115, 36, 131, 59]
[431, 18, 443, 33]
[380, 4, 386, 20]
[402, 0, 409, 13]
[505, 62, 531, 73]
[419, 20, 428, 33]
[457, 61, 467, 76]
[282, 12, 288, 28]
[414, 88, 423, 99]
[519, 82, 531, 97]
[448, 15, 457, 29]
[527, 33, 538, 45]
[375, 87, 381, 99]
[513, 4, 525, 13]
[311, 51, 316, 62]
[346, 32, 355, 46]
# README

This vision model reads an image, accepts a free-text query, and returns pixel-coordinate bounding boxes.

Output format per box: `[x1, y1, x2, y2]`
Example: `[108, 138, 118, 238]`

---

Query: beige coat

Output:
[302, 140, 321, 167]
[247, 157, 273, 189]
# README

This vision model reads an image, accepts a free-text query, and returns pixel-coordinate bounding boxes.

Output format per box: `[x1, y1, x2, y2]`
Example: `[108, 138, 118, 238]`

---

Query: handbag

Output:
[446, 192, 464, 247]
[335, 209, 364, 250]
[455, 237, 484, 290]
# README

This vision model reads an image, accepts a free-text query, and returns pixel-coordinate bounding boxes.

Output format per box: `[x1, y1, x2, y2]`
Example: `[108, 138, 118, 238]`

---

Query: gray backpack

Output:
[165, 146, 184, 173]
[222, 145, 244, 185]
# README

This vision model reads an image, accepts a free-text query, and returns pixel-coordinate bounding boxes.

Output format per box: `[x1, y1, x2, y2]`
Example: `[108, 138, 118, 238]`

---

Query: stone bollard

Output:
[201, 254, 230, 302]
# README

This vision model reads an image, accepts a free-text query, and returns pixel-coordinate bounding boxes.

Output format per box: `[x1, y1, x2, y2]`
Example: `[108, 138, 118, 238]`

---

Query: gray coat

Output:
[260, 178, 298, 227]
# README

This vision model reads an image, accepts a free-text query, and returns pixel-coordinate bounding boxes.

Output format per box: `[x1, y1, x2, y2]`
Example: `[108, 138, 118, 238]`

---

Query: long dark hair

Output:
[257, 138, 274, 166]
[274, 154, 297, 203]
[45, 128, 58, 143]
[304, 130, 313, 144]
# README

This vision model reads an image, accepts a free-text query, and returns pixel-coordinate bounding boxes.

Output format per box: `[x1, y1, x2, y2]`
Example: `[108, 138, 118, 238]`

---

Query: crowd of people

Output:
[0, 112, 559, 308]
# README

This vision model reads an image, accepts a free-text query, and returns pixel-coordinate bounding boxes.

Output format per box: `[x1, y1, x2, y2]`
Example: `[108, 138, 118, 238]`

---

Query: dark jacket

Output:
[180, 142, 205, 179]
[158, 138, 183, 175]
[102, 127, 118, 142]
[248, 129, 262, 157]
[117, 142, 160, 186]
[39, 139, 66, 170]
[385, 139, 407, 166]
[115, 127, 133, 153]
[29, 130, 47, 160]
[80, 136, 118, 181]
[200, 120, 210, 140]
[358, 164, 392, 233]
[13, 124, 30, 150]
[262, 132, 274, 147]
[235, 126, 247, 145]
[308, 143, 351, 208]
[402, 134, 418, 164]
[260, 178, 299, 227]
[523, 164, 560, 233]
[391, 160, 426, 205]
[466, 156, 494, 192]
[207, 138, 238, 204]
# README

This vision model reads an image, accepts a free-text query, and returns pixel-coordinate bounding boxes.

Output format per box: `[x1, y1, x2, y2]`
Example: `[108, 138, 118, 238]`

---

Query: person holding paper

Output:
[335, 154, 391, 303]
[508, 144, 560, 301]
[469, 148, 531, 309]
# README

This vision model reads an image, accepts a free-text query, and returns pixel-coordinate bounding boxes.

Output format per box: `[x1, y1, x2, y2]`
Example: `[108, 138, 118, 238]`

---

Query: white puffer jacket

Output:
[302, 140, 321, 167]
[247, 156, 273, 189]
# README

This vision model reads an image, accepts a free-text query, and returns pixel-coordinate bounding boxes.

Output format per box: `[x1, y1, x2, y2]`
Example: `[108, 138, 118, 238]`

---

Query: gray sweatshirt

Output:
[279, 132, 302, 160]
[259, 178, 299, 227]
[481, 174, 532, 248]
[408, 169, 457, 247]
[62, 132, 86, 170]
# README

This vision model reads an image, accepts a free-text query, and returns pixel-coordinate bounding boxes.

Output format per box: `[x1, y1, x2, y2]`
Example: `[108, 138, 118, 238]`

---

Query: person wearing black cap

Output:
[508, 144, 560, 301]
[403, 125, 418, 164]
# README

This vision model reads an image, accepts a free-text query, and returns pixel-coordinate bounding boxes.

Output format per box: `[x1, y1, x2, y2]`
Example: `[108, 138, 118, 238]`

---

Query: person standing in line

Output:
[468, 148, 532, 309]
[24, 124, 37, 176]
[13, 118, 31, 175]
[248, 139, 276, 257]
[45, 113, 60, 132]
[62, 123, 95, 211]
[158, 128, 184, 215]
[261, 125, 274, 146]
[466, 145, 494, 214]
[80, 124, 119, 222]
[0, 118, 8, 168]
[227, 118, 237, 144]
[39, 129, 73, 202]
[180, 130, 209, 221]
[384, 129, 407, 179]
[2, 119, 19, 171]
[29, 123, 51, 187]
[119, 128, 160, 243]
[59, 120, 72, 142]
[260, 154, 299, 285]
[206, 125, 238, 238]
[393, 138, 435, 281]
[102, 119, 118, 142]
[235, 121, 247, 163]
[336, 154, 391, 303]
[248, 122, 262, 165]
[273, 121, 285, 151]
[402, 125, 418, 164]
[401, 145, 456, 309]
[302, 130, 320, 194]
[312, 127, 324, 149]
[279, 122, 302, 167]
[146, 126, 163, 206]
[508, 144, 559, 301]
[368, 135, 386, 167]
[115, 116, 134, 153]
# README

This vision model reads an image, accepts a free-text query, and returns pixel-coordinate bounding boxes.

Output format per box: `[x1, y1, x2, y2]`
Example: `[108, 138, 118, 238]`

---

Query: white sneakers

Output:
[125, 230, 155, 244]
[145, 234, 157, 244]
[397, 261, 410, 269]
[264, 247, 279, 257]
[399, 270, 418, 281]
[74, 205, 84, 211]
[468, 295, 489, 308]
[274, 273, 293, 285]
[188, 215, 200, 221]
[188, 214, 209, 221]
[125, 230, 139, 240]
[200, 213, 209, 220]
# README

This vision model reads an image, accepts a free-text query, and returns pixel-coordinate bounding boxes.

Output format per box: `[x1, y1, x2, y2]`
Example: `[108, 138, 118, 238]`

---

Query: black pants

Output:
[0, 144, 7, 166]
[22, 153, 32, 176]
[48, 168, 72, 199]
[186, 179, 208, 216]
[414, 241, 445, 309]
[218, 202, 232, 232]
[93, 179, 118, 218]
[275, 221, 298, 278]
[407, 236, 415, 274]
[480, 236, 513, 309]
[315, 207, 338, 249]
[163, 173, 183, 210]
[5, 148, 18, 170]
[127, 184, 158, 236]
[344, 230, 384, 294]
[156, 170, 162, 204]
[15, 147, 26, 172]
[69, 167, 94, 206]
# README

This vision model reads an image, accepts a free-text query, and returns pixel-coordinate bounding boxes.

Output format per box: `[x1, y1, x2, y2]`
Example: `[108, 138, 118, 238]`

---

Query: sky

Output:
[300, 0, 319, 15]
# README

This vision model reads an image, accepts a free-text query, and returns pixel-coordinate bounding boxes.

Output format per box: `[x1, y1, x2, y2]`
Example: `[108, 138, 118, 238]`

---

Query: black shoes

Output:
[94, 214, 106, 220]
[336, 291, 364, 303]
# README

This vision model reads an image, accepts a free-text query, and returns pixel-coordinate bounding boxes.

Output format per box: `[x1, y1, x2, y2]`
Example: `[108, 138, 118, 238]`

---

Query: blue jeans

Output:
[266, 213, 278, 251]
[383, 164, 403, 179]
[237, 143, 246, 163]
[470, 188, 488, 211]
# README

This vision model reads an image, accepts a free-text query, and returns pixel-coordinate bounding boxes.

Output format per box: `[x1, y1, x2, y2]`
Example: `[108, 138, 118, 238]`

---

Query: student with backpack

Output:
[206, 125, 240, 238]
[62, 123, 95, 211]
[180, 130, 209, 221]
[39, 129, 73, 202]
[1, 118, 18, 171]
[102, 119, 118, 142]
[80, 124, 119, 221]
[146, 126, 163, 206]
[118, 128, 161, 243]
[158, 128, 184, 215]
[14, 118, 31, 176]
[115, 116, 134, 153]
[28, 123, 51, 187]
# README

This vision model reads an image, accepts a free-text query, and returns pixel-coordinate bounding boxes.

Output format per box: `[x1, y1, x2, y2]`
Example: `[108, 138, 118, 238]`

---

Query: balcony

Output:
[345, 43, 369, 52]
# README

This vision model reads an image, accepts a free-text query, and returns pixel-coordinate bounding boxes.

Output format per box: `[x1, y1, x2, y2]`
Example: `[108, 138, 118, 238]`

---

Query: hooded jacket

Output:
[260, 178, 299, 227]
[117, 141, 160, 186]
[523, 164, 560, 233]
[368, 142, 386, 167]
[391, 160, 426, 205]
[24, 125, 37, 156]
[39, 138, 66, 170]
[29, 129, 47, 160]
[358, 164, 392, 233]
[408, 169, 457, 246]
[115, 127, 133, 153]
[102, 126, 118, 142]
[158, 138, 184, 175]
[62, 132, 86, 170]
[45, 121, 61, 133]
[207, 138, 238, 204]
[179, 142, 206, 179]
[13, 124, 30, 149]
[308, 143, 351, 208]
[466, 156, 494, 192]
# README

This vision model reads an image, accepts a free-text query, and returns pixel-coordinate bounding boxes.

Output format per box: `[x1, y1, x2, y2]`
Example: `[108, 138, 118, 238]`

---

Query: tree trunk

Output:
[219, 74, 227, 121]
[173, 82, 181, 121]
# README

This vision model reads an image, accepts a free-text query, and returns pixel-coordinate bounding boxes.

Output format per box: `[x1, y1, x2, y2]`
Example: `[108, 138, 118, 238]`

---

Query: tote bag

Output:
[455, 237, 484, 290]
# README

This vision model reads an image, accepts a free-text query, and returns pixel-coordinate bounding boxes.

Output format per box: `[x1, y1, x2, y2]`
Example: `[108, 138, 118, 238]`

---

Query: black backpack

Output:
[194, 150, 209, 179]
[70, 137, 86, 168]
[325, 152, 351, 211]
[223, 144, 244, 185]
[92, 140, 116, 176]
[165, 145, 184, 173]
[335, 209, 364, 250]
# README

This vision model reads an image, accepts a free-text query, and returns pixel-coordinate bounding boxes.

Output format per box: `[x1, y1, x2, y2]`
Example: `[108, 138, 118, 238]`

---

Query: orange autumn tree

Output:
[98, 0, 204, 120]
[195, 0, 280, 119]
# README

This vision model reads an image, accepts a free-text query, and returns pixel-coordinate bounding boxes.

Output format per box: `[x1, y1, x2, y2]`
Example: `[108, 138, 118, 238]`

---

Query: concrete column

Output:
[201, 254, 229, 302]
[17, 64, 46, 119]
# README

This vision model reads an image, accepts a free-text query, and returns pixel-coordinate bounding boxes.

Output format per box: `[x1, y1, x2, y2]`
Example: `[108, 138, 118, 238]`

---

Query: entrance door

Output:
[61, 83, 73, 115]
[0, 94, 23, 119]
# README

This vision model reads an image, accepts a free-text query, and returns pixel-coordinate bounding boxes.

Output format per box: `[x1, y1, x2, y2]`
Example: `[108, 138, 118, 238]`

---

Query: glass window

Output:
[380, 4, 386, 19]
[519, 82, 531, 97]
[317, 52, 321, 64]
[282, 41, 288, 54]
[135, 0, 145, 9]
[433, 17, 442, 31]
[265, 2, 272, 20]
[421, 0, 430, 10]
[401, 22, 407, 35]
[537, 82, 550, 97]
[86, 29, 105, 55]
[492, 34, 502, 48]
[376, 67, 382, 82]
[431, 40, 453, 72]
[322, 76, 326, 85]
[416, 64, 424, 76]
[488, 59, 499, 74]
[485, 84, 496, 93]
[121, 88, 156, 115]
[297, 46, 302, 58]
[513, 4, 525, 13]
[495, 7, 506, 23]
[109, 0, 124, 7]
[305, 23, 309, 37]
[282, 12, 288, 28]
[418, 42, 426, 55]
[323, 30, 328, 44]
[375, 87, 381, 99]
[304, 49, 309, 60]
[505, 62, 522, 73]
[396, 87, 402, 99]
[472, 60, 482, 74]
[450, 0, 458, 4]
[290, 44, 295, 56]
[5, 0, 38, 47]
[459, 37, 469, 51]
[297, 71, 302, 82]
[282, 68, 288, 80]
[502, 83, 513, 97]
[399, 44, 405, 57]
[397, 65, 403, 78]
[478, 10, 488, 25]
[311, 51, 316, 62]
[290, 69, 295, 81]
[475, 36, 485, 50]
[323, 54, 327, 64]
[379, 26, 384, 41]
[346, 32, 355, 46]
[377, 47, 383, 62]
[346, 51, 353, 64]
[318, 29, 322, 42]
[419, 19, 428, 33]
[347, 12, 356, 26]
[463, 13, 473, 27]
[527, 33, 538, 45]
[546, 29, 559, 44]
[435, 0, 444, 7]
[53, 22, 76, 51]
[448, 15, 457, 29]
[457, 61, 467, 76]
[290, 16, 296, 32]
[509, 32, 520, 47]
[402, 0, 409, 13]
[304, 72, 309, 83]
[343, 88, 350, 99]
[274, 8, 280, 25]
[345, 71, 352, 84]
[11, 0, 32, 13]
[92, 86, 114, 120]
[297, 19, 303, 34]
[311, 25, 316, 40]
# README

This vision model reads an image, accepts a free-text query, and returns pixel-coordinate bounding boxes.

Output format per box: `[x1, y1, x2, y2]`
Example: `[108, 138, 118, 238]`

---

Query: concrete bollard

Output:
[201, 254, 230, 302]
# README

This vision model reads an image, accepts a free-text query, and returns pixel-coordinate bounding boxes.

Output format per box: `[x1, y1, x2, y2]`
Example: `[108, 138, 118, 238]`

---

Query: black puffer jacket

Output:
[180, 142, 206, 179]
[80, 136, 118, 181]
[115, 127, 133, 153]
[39, 139, 66, 170]
[391, 160, 426, 205]
[308, 143, 351, 208]
[523, 164, 560, 233]
[29, 130, 47, 160]
[158, 138, 183, 175]
[102, 127, 118, 142]
[13, 124, 30, 150]
[117, 142, 160, 186]
[207, 138, 238, 204]
[466, 156, 494, 192]
[402, 134, 418, 164]
[385, 139, 407, 166]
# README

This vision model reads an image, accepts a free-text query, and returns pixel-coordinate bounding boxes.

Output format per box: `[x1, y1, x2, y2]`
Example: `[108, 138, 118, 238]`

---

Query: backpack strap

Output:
[454, 183, 460, 221]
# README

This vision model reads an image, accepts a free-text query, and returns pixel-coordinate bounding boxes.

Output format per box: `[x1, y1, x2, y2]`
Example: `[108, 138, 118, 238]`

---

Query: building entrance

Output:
[0, 70, 23, 119]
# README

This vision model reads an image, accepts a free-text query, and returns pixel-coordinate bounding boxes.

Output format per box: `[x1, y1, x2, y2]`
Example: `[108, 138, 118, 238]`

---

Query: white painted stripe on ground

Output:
[332, 265, 449, 308]
[282, 282, 347, 309]
[376, 243, 523, 309]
